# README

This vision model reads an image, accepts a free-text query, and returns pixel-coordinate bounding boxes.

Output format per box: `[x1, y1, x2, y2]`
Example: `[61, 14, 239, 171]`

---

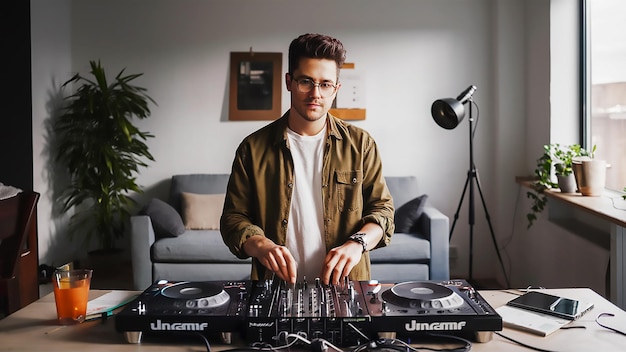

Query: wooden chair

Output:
[0, 191, 40, 317]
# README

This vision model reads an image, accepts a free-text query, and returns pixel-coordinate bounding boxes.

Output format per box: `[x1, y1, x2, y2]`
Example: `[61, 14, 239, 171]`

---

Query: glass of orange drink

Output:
[52, 269, 93, 325]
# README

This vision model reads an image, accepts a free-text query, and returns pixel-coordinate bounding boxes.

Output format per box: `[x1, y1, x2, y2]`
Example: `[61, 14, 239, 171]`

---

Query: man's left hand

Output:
[320, 241, 363, 285]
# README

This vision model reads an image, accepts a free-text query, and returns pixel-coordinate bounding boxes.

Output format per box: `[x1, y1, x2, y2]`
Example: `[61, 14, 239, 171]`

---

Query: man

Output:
[220, 33, 394, 285]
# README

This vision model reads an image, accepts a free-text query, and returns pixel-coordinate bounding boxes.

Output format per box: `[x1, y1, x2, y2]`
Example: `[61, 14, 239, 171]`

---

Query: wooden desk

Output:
[1, 288, 625, 351]
[518, 178, 626, 309]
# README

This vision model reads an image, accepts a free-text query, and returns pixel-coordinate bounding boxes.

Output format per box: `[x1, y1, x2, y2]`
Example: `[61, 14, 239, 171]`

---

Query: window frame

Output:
[580, 0, 626, 193]
[581, 0, 590, 148]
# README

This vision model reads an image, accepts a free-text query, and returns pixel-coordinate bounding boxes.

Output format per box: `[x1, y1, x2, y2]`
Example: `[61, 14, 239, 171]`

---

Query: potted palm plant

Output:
[55, 60, 155, 253]
[526, 143, 590, 228]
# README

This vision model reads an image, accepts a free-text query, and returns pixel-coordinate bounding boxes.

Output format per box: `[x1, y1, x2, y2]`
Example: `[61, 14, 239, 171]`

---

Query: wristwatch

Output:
[348, 232, 368, 253]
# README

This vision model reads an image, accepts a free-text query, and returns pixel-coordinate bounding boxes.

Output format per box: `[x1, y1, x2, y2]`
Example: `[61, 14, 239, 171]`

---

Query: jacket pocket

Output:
[335, 170, 364, 213]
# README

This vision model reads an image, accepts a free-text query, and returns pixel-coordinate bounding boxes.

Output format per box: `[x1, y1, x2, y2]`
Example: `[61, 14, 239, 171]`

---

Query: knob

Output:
[370, 293, 379, 303]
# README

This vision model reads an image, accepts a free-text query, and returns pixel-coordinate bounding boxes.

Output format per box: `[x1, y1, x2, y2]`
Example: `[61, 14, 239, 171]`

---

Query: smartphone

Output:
[506, 291, 594, 320]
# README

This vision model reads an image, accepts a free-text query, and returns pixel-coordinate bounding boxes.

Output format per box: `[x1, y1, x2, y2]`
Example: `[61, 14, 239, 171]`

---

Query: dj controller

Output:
[115, 278, 502, 346]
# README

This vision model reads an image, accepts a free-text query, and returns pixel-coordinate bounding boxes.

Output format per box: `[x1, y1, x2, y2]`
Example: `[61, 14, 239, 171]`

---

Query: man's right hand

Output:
[243, 235, 297, 284]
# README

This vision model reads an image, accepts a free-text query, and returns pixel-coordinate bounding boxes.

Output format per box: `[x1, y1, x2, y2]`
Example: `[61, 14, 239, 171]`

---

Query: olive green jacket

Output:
[220, 111, 395, 281]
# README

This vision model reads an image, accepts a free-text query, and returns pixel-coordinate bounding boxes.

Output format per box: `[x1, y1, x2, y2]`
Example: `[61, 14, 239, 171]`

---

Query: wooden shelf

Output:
[329, 108, 366, 120]
[517, 177, 626, 228]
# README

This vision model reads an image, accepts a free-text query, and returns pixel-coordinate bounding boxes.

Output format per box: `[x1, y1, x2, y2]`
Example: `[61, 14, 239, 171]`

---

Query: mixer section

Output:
[245, 278, 371, 347]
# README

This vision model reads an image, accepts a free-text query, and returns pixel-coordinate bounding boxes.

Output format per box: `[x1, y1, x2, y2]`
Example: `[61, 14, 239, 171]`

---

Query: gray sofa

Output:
[131, 174, 449, 290]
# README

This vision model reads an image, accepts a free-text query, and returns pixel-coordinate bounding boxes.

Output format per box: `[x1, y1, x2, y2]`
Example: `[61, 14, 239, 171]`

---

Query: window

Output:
[584, 0, 626, 192]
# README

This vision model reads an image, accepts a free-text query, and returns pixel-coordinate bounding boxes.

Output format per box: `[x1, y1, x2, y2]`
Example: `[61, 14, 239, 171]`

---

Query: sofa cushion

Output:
[181, 192, 225, 230]
[170, 174, 230, 213]
[394, 194, 428, 233]
[140, 198, 185, 238]
[151, 230, 250, 263]
[368, 233, 430, 263]
[385, 176, 419, 209]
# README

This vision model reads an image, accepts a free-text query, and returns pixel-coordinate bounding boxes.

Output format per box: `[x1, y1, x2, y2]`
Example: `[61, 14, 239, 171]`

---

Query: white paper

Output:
[336, 69, 366, 109]
[496, 305, 571, 336]
[86, 290, 138, 315]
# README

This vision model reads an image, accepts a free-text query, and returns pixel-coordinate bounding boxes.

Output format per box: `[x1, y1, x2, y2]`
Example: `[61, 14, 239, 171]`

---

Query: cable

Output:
[194, 333, 211, 352]
[221, 332, 345, 352]
[330, 323, 473, 352]
[353, 336, 471, 352]
[497, 182, 525, 287]
[609, 195, 626, 211]
[346, 322, 372, 341]
[313, 338, 344, 352]
[421, 333, 472, 352]
[596, 312, 626, 336]
[470, 100, 480, 143]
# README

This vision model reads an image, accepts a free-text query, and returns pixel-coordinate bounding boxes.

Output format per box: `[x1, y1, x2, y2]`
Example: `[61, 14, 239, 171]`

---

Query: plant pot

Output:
[77, 248, 133, 289]
[573, 158, 606, 196]
[556, 174, 577, 193]
[80, 248, 128, 275]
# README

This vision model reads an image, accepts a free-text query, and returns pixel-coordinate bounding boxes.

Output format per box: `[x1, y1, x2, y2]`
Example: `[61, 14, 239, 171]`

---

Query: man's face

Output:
[286, 58, 340, 122]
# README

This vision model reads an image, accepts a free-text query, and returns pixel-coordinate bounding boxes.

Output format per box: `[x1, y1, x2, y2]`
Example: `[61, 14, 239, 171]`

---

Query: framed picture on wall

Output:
[229, 52, 282, 121]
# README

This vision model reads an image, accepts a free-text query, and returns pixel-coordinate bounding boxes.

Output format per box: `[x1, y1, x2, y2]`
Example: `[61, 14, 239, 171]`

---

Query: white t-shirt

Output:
[285, 126, 326, 281]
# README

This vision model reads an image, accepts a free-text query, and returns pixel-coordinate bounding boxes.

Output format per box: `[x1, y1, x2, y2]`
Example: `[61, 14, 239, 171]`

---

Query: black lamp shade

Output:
[431, 98, 465, 130]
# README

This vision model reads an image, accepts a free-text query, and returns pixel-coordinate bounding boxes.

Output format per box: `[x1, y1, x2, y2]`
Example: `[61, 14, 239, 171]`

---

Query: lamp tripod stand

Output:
[431, 85, 509, 288]
[449, 100, 510, 288]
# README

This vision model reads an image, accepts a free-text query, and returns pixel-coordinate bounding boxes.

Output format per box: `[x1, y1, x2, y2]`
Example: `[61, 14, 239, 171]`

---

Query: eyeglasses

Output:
[292, 77, 337, 97]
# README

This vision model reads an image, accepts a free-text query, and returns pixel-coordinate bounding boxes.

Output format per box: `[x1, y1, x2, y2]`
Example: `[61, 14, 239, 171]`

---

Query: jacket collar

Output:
[271, 110, 345, 147]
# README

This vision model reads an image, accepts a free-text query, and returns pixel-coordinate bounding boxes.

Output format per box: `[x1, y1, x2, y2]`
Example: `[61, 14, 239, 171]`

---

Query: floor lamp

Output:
[431, 85, 510, 288]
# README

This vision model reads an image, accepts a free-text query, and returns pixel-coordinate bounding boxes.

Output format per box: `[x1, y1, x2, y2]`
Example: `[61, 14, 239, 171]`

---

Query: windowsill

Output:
[517, 176, 626, 249]
[517, 176, 626, 227]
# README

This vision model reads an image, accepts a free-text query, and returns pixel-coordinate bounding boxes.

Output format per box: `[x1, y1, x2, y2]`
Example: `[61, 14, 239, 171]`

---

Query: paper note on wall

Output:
[336, 69, 366, 109]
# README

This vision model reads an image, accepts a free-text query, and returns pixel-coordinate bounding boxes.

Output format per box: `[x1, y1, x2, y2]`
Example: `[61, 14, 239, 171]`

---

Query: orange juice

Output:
[52, 269, 92, 325]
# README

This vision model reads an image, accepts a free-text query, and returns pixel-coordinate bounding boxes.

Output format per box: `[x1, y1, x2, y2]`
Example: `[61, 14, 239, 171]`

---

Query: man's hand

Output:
[243, 236, 297, 284]
[320, 241, 363, 285]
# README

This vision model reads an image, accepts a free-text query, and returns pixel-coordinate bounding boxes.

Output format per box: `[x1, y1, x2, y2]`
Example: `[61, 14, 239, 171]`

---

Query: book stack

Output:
[86, 291, 138, 321]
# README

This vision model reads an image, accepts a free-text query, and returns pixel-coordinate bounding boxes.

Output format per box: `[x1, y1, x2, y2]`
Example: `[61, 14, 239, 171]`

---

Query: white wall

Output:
[31, 0, 85, 266]
[30, 0, 609, 295]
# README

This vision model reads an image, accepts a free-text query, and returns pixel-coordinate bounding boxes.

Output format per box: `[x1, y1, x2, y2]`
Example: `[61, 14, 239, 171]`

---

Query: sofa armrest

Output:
[131, 215, 156, 290]
[416, 206, 450, 280]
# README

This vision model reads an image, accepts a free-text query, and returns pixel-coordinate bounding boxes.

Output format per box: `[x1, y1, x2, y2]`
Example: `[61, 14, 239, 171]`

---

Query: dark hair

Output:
[288, 33, 347, 77]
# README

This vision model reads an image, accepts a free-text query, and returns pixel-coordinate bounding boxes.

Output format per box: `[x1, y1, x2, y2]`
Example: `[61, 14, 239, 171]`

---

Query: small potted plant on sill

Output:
[572, 145, 607, 196]
[526, 143, 590, 228]
[55, 60, 156, 256]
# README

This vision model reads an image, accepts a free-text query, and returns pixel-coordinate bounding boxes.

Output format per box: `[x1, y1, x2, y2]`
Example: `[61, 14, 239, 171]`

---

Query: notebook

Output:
[496, 305, 572, 336]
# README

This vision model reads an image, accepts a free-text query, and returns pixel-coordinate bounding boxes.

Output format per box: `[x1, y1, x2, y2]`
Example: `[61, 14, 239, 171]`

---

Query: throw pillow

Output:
[181, 192, 226, 230]
[139, 198, 185, 238]
[394, 194, 428, 233]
